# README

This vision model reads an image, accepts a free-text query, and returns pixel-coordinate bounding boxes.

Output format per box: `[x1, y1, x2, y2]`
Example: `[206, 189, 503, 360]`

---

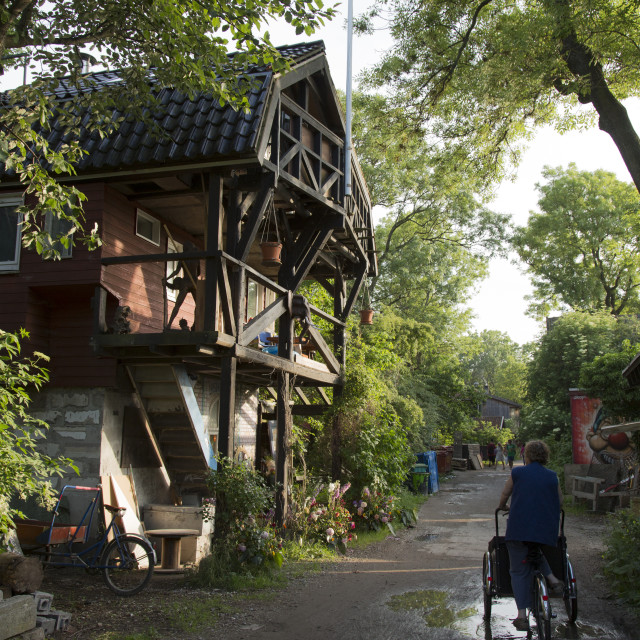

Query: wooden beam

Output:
[204, 173, 223, 331]
[341, 261, 367, 321]
[318, 387, 332, 405]
[234, 344, 341, 385]
[238, 296, 287, 346]
[218, 259, 236, 337]
[237, 173, 275, 262]
[306, 324, 341, 374]
[291, 405, 330, 417]
[218, 355, 236, 458]
[294, 386, 311, 405]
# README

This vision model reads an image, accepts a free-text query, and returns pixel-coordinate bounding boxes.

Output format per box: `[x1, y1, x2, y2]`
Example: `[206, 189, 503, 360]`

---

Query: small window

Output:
[0, 195, 23, 272]
[166, 237, 183, 302]
[136, 209, 160, 246]
[43, 211, 74, 259]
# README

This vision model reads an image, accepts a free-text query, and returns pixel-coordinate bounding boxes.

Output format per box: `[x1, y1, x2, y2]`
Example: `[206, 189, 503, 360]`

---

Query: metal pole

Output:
[344, 0, 353, 199]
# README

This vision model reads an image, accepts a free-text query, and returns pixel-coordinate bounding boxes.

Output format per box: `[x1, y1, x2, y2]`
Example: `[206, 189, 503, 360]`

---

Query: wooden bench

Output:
[571, 476, 605, 510]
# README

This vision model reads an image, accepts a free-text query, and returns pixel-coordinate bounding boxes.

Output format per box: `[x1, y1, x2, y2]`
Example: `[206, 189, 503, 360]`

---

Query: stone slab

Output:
[0, 595, 36, 640]
[11, 628, 44, 640]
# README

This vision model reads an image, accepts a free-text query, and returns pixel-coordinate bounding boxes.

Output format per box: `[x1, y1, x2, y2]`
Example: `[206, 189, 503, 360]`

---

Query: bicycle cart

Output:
[16, 485, 155, 596]
[482, 509, 578, 637]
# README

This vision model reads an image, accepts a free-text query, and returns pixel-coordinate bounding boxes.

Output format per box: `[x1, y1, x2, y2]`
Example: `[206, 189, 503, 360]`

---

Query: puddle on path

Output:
[388, 589, 474, 629]
[416, 533, 439, 542]
[390, 589, 622, 640]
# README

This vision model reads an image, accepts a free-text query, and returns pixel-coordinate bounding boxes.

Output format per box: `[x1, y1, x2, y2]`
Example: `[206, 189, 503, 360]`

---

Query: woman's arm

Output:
[498, 475, 514, 511]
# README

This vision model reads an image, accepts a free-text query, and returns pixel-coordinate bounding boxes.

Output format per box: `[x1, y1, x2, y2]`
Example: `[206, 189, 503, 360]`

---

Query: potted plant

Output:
[359, 284, 374, 325]
[260, 199, 282, 266]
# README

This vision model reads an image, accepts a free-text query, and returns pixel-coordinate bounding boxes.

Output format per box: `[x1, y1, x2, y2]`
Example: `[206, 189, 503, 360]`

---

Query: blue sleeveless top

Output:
[505, 462, 560, 547]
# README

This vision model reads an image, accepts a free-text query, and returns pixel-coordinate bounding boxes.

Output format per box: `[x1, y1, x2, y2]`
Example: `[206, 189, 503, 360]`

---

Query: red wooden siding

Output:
[100, 187, 196, 332]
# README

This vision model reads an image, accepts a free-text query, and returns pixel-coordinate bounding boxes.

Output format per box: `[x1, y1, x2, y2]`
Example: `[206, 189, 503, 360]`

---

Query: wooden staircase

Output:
[126, 364, 216, 498]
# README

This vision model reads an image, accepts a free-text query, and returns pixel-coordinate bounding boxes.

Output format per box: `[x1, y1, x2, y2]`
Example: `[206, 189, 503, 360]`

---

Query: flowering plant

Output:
[351, 486, 397, 534]
[287, 481, 356, 553]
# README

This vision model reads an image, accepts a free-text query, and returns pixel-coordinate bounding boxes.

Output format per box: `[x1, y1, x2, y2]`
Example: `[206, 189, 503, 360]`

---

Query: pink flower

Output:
[381, 516, 388, 524]
[261, 531, 270, 539]
[237, 543, 246, 552]
[326, 527, 334, 536]
[374, 514, 379, 520]
[361, 501, 367, 508]
[350, 521, 356, 530]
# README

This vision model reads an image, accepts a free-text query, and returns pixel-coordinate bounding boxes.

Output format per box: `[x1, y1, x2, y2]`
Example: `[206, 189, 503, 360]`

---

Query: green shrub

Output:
[192, 458, 283, 588]
[603, 510, 640, 610]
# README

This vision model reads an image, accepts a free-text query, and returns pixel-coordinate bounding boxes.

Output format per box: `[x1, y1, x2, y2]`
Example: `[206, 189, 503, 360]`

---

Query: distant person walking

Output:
[520, 442, 525, 461]
[506, 439, 517, 469]
[487, 441, 496, 467]
[495, 443, 506, 470]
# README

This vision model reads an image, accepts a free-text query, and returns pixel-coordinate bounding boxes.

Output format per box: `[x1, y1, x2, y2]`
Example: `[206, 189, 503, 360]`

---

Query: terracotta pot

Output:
[359, 308, 374, 325]
[260, 241, 282, 266]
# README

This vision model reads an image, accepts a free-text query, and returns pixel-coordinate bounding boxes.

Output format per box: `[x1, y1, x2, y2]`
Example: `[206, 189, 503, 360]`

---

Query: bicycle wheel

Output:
[482, 551, 492, 619]
[563, 559, 578, 623]
[533, 574, 552, 640]
[101, 535, 155, 596]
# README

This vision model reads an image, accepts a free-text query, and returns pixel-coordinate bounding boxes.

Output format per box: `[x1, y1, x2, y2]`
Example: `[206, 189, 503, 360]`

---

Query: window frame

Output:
[0, 194, 23, 273]
[135, 208, 161, 246]
[43, 211, 74, 259]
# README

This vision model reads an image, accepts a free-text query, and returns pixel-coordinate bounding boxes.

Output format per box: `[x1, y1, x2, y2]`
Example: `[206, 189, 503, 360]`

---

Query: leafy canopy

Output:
[357, 0, 640, 192]
[513, 165, 640, 318]
[0, 0, 334, 255]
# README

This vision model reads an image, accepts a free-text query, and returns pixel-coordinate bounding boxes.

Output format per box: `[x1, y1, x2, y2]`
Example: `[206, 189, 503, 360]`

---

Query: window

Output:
[0, 195, 23, 272]
[43, 211, 74, 259]
[135, 209, 160, 245]
[166, 237, 183, 302]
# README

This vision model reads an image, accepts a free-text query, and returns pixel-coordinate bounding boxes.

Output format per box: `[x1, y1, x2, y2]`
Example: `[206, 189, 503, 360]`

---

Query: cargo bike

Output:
[482, 509, 578, 639]
[15, 485, 156, 596]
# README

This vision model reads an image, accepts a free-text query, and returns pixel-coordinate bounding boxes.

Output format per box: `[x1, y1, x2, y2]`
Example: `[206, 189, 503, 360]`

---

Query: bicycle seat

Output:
[104, 503, 126, 515]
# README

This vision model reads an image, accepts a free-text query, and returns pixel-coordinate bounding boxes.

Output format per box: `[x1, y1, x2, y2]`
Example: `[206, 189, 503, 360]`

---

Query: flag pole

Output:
[344, 0, 353, 200]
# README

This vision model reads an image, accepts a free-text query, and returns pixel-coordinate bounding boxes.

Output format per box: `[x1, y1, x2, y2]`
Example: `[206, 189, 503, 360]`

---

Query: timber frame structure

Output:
[0, 41, 377, 520]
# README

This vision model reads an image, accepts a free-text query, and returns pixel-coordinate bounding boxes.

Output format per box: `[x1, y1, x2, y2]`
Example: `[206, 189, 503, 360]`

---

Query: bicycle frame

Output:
[39, 485, 133, 570]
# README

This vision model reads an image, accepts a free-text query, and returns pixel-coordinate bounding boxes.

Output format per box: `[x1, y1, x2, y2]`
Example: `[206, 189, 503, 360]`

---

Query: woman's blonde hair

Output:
[524, 440, 550, 465]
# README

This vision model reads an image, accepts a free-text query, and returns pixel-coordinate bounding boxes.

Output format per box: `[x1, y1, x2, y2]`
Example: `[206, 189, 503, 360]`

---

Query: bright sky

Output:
[5, 3, 637, 345]
[266, 1, 640, 345]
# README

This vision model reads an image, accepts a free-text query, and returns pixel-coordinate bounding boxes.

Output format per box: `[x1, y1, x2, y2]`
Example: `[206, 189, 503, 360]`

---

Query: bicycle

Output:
[483, 509, 578, 638]
[16, 485, 156, 596]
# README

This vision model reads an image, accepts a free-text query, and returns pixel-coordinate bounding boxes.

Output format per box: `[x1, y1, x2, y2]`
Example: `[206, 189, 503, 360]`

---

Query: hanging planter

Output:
[260, 240, 283, 266]
[260, 197, 282, 266]
[359, 308, 374, 325]
[359, 281, 374, 325]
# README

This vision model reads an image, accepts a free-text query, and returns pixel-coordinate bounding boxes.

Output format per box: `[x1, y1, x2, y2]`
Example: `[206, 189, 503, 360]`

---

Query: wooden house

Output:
[0, 41, 377, 523]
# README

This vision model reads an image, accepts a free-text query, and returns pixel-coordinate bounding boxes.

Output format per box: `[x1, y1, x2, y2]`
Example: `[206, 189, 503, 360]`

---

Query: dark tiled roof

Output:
[6, 41, 326, 175]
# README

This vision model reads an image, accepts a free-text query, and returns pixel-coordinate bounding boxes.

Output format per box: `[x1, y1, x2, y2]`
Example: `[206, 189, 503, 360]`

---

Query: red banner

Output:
[569, 390, 601, 464]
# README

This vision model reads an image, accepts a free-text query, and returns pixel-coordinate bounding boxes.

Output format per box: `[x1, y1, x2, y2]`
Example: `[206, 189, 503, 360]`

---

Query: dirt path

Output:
[213, 467, 638, 640]
[44, 467, 639, 639]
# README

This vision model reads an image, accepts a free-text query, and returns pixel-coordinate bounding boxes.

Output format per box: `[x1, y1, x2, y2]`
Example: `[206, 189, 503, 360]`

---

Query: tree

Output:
[512, 165, 640, 318]
[0, 329, 76, 546]
[0, 0, 334, 254]
[520, 311, 640, 439]
[461, 330, 528, 403]
[357, 0, 640, 194]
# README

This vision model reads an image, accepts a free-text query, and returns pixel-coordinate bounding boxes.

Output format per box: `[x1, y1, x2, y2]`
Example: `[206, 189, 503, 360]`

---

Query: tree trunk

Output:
[550, 2, 640, 194]
[0, 552, 43, 594]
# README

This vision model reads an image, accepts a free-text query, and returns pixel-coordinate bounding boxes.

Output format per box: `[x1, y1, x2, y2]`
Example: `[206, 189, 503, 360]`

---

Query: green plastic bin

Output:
[410, 464, 430, 494]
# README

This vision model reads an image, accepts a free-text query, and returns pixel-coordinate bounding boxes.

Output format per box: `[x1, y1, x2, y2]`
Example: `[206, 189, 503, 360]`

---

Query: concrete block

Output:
[32, 592, 53, 615]
[64, 409, 100, 425]
[39, 610, 70, 632]
[0, 595, 36, 640]
[35, 617, 55, 636]
[11, 628, 44, 640]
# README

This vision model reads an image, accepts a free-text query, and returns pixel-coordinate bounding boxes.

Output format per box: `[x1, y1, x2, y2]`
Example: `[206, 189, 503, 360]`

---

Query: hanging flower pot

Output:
[359, 308, 374, 325]
[260, 241, 282, 266]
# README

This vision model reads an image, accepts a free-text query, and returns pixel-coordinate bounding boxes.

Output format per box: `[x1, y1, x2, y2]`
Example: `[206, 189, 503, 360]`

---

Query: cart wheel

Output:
[482, 551, 492, 619]
[564, 559, 578, 623]
[533, 574, 552, 640]
[101, 534, 155, 596]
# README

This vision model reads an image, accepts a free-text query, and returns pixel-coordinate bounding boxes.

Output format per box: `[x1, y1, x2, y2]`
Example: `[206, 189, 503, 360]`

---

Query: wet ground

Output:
[215, 468, 638, 640]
